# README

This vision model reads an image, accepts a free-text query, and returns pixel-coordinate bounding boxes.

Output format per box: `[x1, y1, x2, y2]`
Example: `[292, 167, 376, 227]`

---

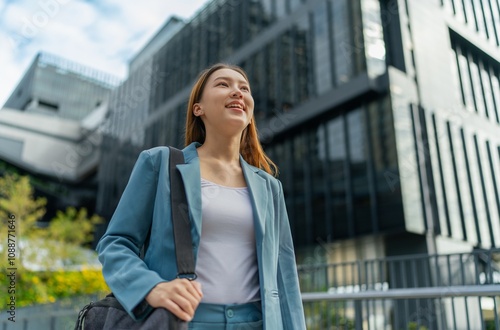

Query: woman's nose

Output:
[231, 89, 243, 98]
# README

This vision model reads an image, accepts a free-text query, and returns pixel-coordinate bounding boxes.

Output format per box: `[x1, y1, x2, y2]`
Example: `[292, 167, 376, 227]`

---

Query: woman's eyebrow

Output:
[213, 76, 248, 85]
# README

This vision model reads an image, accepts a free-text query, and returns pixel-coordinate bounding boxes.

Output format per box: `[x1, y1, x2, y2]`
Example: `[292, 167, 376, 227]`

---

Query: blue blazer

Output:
[96, 142, 306, 329]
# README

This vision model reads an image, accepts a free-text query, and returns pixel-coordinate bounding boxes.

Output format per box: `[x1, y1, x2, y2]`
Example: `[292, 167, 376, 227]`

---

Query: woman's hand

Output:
[145, 279, 203, 322]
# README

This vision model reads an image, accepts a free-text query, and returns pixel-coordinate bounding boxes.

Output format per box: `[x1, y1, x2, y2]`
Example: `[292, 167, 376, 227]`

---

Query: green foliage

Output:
[0, 173, 107, 308]
[0, 268, 108, 308]
[0, 173, 46, 240]
[48, 207, 103, 246]
[304, 301, 355, 329]
[407, 322, 428, 330]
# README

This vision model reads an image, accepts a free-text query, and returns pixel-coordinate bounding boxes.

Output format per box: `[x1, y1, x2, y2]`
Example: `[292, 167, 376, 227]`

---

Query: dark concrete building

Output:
[96, 0, 500, 267]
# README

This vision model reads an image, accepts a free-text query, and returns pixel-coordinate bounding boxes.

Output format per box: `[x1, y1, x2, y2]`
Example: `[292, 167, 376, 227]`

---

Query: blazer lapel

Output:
[175, 143, 269, 247]
[176, 144, 202, 242]
[241, 158, 268, 243]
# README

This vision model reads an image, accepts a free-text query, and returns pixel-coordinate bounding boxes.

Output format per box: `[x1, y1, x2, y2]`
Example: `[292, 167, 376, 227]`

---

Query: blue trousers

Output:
[188, 301, 263, 330]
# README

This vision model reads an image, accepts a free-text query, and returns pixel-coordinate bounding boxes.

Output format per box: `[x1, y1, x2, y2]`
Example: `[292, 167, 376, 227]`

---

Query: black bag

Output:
[74, 147, 195, 330]
[75, 293, 187, 330]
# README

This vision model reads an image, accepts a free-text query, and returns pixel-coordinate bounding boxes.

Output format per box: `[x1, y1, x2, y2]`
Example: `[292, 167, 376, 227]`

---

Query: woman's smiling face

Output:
[193, 68, 254, 134]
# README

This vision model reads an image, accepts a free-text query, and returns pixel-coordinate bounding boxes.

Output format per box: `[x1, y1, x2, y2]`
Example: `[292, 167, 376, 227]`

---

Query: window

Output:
[312, 0, 333, 94]
[38, 99, 59, 111]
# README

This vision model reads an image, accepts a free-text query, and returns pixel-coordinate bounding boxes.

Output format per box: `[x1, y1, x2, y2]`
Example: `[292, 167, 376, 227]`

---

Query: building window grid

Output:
[291, 133, 311, 244]
[469, 53, 487, 118]
[347, 108, 373, 235]
[473, 135, 496, 247]
[343, 113, 355, 237]
[462, 49, 478, 113]
[303, 131, 314, 245]
[319, 123, 334, 240]
[325, 0, 338, 89]
[444, 0, 499, 44]
[460, 128, 481, 245]
[267, 42, 278, 116]
[453, 38, 500, 123]
[485, 141, 500, 245]
[483, 0, 496, 41]
[274, 38, 283, 112]
[431, 114, 452, 237]
[455, 0, 466, 22]
[488, 0, 500, 45]
[364, 103, 379, 234]
[451, 125, 481, 244]
[261, 0, 275, 20]
[326, 115, 349, 238]
[471, 0, 487, 39]
[478, 60, 495, 123]
[276, 0, 287, 18]
[351, 0, 367, 74]
[451, 41, 467, 108]
[294, 14, 313, 104]
[308, 126, 328, 242]
[330, 0, 355, 85]
[410, 105, 430, 232]
[279, 31, 295, 109]
[283, 139, 296, 236]
[444, 0, 455, 16]
[490, 67, 500, 123]
[455, 45, 475, 112]
[311, 0, 333, 95]
[446, 121, 466, 240]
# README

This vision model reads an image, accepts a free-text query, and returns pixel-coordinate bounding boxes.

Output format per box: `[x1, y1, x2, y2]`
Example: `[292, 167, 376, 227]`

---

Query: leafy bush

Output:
[0, 267, 109, 308]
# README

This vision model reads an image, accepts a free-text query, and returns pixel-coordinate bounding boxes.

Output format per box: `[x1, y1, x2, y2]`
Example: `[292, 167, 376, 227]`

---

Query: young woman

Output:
[97, 63, 306, 329]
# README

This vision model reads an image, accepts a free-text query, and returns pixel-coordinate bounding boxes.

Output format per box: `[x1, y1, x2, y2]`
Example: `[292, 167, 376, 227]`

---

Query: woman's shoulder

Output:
[245, 162, 282, 193]
[135, 146, 172, 172]
[141, 146, 171, 157]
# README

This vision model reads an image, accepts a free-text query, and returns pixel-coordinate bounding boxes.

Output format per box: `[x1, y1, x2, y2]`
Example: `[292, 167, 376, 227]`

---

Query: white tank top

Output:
[196, 178, 260, 304]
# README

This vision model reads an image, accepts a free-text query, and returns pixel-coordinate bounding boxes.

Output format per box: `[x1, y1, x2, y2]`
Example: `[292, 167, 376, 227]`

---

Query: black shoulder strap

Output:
[168, 147, 197, 280]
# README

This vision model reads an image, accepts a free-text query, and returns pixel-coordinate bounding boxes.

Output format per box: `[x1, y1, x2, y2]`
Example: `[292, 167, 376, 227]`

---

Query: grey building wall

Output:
[3, 53, 119, 121]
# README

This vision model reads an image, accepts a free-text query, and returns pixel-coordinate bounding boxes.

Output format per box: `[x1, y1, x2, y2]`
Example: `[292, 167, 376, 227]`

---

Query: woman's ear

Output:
[193, 104, 203, 116]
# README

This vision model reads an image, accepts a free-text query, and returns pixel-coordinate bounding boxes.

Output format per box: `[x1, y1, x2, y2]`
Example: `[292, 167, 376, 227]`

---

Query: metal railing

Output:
[298, 249, 500, 330]
[2, 250, 499, 329]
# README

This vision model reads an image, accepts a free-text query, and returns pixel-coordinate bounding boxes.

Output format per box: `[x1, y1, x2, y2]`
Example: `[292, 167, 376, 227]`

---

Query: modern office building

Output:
[0, 52, 120, 221]
[96, 0, 500, 265]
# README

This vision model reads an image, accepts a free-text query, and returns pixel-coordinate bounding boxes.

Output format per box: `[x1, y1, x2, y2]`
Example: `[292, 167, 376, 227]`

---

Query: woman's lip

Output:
[226, 105, 245, 111]
[227, 107, 245, 113]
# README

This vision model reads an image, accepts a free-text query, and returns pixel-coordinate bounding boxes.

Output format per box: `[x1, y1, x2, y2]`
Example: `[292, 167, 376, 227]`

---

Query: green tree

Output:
[47, 206, 103, 246]
[0, 173, 46, 241]
[0, 173, 108, 307]
[0, 173, 103, 269]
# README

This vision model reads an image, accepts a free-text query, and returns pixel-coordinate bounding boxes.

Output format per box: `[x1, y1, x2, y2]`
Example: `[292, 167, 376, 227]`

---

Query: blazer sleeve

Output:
[96, 149, 167, 321]
[275, 181, 307, 329]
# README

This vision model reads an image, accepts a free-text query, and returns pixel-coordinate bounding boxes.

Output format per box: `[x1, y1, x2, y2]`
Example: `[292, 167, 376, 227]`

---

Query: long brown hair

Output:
[185, 63, 278, 176]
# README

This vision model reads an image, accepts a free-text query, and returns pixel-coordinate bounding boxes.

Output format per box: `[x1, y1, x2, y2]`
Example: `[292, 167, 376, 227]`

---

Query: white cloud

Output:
[0, 0, 212, 107]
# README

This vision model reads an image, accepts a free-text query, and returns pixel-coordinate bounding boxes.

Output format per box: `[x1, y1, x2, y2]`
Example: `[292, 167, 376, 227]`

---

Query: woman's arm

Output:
[96, 150, 165, 320]
[276, 181, 307, 329]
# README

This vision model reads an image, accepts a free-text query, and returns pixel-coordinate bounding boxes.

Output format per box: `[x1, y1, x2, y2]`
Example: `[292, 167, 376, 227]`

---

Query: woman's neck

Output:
[197, 134, 241, 164]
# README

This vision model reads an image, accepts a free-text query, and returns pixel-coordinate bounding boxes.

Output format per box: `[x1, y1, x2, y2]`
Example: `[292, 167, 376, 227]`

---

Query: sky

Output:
[0, 0, 212, 106]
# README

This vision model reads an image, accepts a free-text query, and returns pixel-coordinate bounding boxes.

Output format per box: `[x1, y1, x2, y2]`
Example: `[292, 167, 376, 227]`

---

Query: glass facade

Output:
[97, 0, 372, 223]
[264, 97, 403, 246]
[97, 0, 500, 255]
